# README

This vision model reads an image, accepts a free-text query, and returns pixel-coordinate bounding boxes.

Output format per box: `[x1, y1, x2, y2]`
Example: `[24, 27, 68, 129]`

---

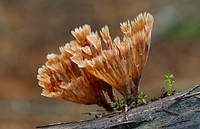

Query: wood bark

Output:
[37, 84, 200, 129]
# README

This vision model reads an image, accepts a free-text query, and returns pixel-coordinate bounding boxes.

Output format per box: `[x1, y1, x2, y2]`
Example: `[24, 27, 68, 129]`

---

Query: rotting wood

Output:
[37, 83, 200, 129]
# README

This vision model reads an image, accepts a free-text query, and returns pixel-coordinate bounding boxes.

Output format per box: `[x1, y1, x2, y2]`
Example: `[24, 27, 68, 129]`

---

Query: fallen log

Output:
[37, 83, 200, 129]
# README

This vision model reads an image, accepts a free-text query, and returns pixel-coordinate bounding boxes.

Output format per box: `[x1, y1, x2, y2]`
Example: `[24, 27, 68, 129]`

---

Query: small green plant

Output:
[137, 92, 147, 106]
[111, 95, 130, 110]
[164, 73, 175, 96]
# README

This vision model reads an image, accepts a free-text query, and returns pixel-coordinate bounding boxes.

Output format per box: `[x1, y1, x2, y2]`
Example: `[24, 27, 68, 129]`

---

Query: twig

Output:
[36, 122, 73, 128]
[162, 108, 179, 116]
[179, 91, 200, 99]
[123, 104, 128, 121]
[127, 100, 136, 112]
[170, 84, 200, 100]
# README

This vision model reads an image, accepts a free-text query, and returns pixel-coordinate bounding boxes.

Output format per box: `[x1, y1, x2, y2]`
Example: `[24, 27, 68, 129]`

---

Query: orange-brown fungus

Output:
[37, 12, 154, 111]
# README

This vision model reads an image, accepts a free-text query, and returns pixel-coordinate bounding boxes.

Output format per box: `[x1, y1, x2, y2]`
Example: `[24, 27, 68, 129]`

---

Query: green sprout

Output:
[112, 92, 148, 109]
[137, 92, 147, 106]
[164, 73, 175, 96]
[111, 95, 130, 110]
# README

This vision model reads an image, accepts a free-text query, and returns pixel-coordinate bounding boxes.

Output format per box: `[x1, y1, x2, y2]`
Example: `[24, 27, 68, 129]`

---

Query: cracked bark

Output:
[37, 84, 200, 129]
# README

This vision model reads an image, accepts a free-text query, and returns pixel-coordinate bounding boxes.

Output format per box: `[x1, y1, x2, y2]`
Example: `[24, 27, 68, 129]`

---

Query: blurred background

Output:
[0, 0, 199, 128]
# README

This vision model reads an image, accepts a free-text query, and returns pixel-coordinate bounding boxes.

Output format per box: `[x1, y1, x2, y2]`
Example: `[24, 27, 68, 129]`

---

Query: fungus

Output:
[37, 12, 154, 111]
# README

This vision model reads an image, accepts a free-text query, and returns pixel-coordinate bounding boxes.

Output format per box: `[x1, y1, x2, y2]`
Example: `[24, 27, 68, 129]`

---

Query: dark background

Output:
[0, 0, 200, 128]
